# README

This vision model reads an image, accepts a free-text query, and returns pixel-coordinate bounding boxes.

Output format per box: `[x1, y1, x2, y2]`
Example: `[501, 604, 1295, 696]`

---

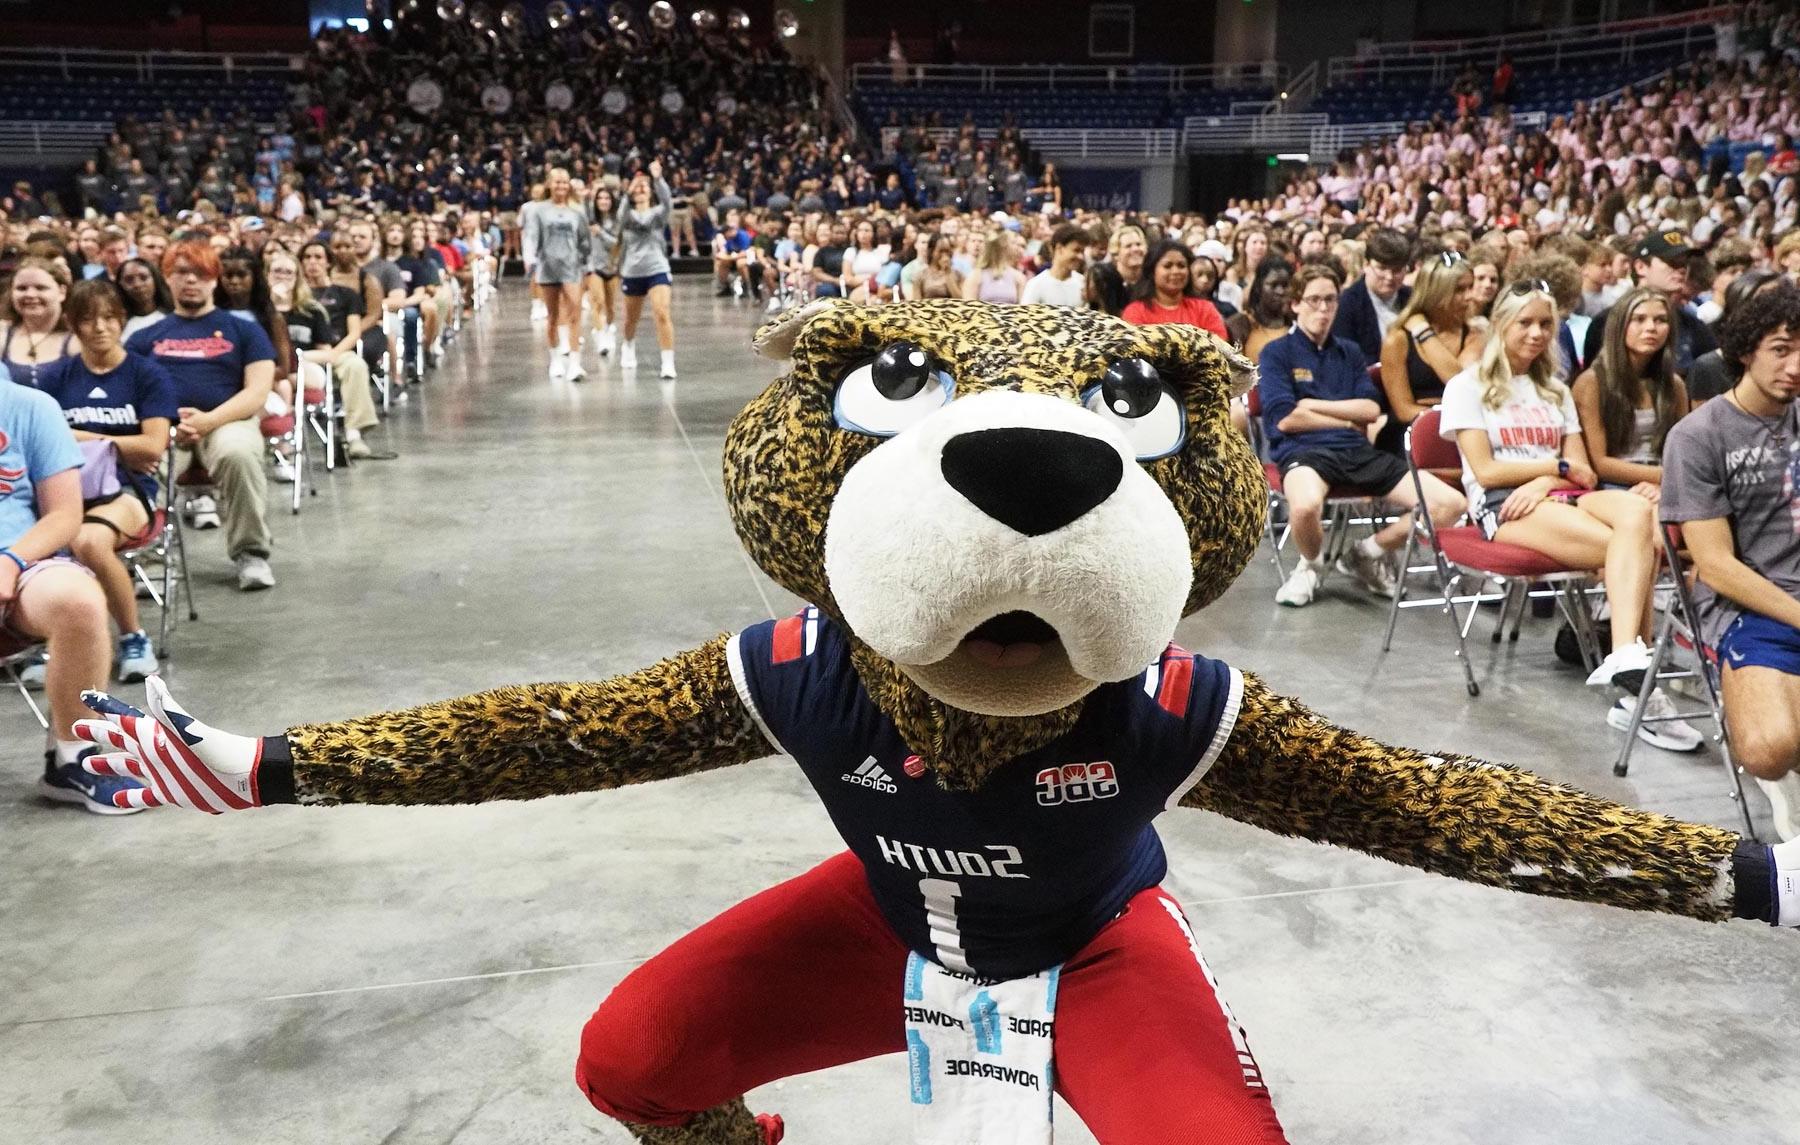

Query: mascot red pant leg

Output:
[576, 853, 1287, 1144]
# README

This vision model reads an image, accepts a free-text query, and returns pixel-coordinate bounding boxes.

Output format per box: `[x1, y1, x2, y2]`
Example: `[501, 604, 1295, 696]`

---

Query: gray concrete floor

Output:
[3, 282, 1795, 1145]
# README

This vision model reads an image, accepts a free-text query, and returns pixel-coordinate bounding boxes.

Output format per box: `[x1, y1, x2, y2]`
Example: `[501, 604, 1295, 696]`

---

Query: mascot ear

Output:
[1206, 330, 1258, 400]
[753, 297, 852, 361]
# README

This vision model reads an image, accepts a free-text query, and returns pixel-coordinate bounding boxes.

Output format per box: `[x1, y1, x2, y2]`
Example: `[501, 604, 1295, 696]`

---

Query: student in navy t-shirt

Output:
[41, 279, 178, 682]
[124, 241, 277, 592]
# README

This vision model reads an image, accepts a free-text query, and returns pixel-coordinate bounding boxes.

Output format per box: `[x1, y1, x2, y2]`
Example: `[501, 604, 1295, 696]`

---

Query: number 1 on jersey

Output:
[919, 877, 973, 974]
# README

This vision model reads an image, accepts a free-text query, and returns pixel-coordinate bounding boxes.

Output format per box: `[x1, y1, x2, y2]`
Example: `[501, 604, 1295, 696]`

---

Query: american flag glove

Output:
[73, 675, 263, 813]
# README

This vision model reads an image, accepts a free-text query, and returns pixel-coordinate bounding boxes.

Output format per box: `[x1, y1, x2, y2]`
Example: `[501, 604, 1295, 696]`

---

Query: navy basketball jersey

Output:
[727, 607, 1242, 979]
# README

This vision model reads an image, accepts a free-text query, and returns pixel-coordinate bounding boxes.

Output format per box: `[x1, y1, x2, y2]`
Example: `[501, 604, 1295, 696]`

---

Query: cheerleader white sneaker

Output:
[620, 342, 638, 370]
[659, 350, 677, 379]
[548, 351, 565, 380]
[566, 354, 586, 381]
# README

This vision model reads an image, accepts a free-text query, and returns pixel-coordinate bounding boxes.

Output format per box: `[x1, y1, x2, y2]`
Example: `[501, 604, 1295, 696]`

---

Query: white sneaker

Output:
[566, 354, 586, 381]
[766, 294, 785, 313]
[1757, 771, 1800, 841]
[732, 277, 745, 299]
[187, 494, 221, 530]
[270, 454, 297, 484]
[548, 350, 565, 380]
[1336, 542, 1397, 597]
[1275, 561, 1321, 607]
[659, 352, 677, 380]
[592, 328, 614, 357]
[17, 650, 46, 689]
[620, 342, 638, 370]
[1606, 692, 1703, 753]
[1586, 637, 1654, 689]
[235, 554, 276, 592]
[530, 300, 548, 323]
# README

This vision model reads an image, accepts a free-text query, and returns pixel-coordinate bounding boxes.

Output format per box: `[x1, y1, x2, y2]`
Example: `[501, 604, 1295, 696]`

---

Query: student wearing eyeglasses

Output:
[1261, 264, 1465, 607]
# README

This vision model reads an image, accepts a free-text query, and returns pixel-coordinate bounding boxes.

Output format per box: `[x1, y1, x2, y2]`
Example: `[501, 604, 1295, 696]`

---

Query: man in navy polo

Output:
[1259, 263, 1465, 607]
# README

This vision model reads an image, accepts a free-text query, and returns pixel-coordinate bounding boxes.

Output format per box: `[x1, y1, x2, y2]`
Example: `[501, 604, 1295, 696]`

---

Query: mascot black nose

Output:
[940, 428, 1123, 537]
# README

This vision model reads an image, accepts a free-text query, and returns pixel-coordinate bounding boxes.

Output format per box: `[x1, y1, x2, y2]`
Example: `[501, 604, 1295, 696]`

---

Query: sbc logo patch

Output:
[1035, 762, 1119, 806]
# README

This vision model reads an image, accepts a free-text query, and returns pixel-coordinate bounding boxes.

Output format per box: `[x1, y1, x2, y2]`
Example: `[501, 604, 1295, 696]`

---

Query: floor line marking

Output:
[1183, 876, 1436, 907]
[663, 394, 780, 620]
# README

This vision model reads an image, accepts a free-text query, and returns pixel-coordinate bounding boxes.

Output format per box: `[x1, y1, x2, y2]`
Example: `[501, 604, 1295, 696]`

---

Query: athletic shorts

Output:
[0, 556, 94, 643]
[1717, 611, 1800, 676]
[1475, 485, 1585, 539]
[588, 269, 618, 282]
[620, 272, 671, 297]
[1279, 443, 1407, 495]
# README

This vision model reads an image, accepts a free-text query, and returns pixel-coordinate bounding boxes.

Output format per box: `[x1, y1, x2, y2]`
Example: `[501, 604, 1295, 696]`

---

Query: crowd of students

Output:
[9, 10, 1800, 841]
[0, 208, 490, 816]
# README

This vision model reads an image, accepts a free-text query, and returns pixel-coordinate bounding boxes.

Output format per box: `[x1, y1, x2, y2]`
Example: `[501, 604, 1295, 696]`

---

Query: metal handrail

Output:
[1341, 4, 1735, 62]
[1325, 10, 1727, 87]
[0, 46, 300, 82]
[849, 60, 1284, 94]
[881, 124, 1178, 161]
[0, 120, 116, 157]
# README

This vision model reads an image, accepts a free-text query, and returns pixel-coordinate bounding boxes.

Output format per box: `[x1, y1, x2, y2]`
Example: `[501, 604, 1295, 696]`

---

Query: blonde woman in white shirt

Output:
[1439, 281, 1664, 699]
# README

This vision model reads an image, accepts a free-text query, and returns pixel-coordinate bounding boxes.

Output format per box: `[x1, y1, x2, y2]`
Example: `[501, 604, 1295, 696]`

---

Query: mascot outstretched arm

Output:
[79, 301, 1790, 1145]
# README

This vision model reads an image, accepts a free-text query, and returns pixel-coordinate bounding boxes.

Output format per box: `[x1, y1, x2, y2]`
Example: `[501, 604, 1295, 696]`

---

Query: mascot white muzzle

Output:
[825, 387, 1194, 718]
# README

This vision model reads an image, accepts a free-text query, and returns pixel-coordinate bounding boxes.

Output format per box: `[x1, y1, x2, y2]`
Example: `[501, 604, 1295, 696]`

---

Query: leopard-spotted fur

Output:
[281, 300, 1747, 1143]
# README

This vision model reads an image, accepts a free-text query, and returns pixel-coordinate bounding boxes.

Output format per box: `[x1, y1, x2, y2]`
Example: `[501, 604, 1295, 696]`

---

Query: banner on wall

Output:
[1057, 166, 1143, 212]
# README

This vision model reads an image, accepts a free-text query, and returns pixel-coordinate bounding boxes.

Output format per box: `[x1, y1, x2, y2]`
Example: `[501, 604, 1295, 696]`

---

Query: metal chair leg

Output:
[1441, 571, 1481, 697]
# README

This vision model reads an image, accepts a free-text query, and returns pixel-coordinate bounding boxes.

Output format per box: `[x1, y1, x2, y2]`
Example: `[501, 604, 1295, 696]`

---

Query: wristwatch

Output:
[1557, 458, 1571, 480]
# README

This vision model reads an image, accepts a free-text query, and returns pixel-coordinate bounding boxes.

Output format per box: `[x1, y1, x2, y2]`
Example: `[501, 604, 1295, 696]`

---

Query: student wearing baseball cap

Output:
[1582, 229, 1717, 373]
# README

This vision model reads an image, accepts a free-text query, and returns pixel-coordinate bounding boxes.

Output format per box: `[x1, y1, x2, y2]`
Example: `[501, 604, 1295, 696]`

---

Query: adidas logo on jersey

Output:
[841, 756, 897, 793]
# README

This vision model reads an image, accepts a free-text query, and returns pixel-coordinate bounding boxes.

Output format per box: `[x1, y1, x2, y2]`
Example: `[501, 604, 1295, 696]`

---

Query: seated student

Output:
[1662, 285, 1800, 836]
[1381, 251, 1483, 438]
[126, 241, 277, 592]
[1019, 223, 1087, 307]
[1686, 269, 1784, 402]
[117, 257, 172, 340]
[1582, 232, 1716, 375]
[1571, 287, 1690, 501]
[712, 208, 755, 299]
[37, 279, 176, 683]
[394, 220, 445, 371]
[1120, 240, 1228, 338]
[289, 241, 391, 460]
[1261, 264, 1466, 607]
[1224, 255, 1294, 364]
[1441, 281, 1693, 742]
[0, 362, 140, 813]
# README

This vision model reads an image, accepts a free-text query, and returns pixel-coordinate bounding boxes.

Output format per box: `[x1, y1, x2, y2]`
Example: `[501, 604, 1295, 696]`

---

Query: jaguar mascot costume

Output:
[77, 300, 1798, 1145]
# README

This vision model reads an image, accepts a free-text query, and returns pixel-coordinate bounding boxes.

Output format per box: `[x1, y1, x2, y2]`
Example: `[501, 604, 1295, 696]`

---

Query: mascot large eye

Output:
[833, 342, 955, 437]
[1081, 358, 1186, 460]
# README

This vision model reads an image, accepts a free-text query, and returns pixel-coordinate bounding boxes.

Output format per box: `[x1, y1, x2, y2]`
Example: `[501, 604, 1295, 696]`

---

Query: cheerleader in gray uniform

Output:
[523, 167, 591, 380]
[616, 159, 678, 379]
[585, 184, 621, 359]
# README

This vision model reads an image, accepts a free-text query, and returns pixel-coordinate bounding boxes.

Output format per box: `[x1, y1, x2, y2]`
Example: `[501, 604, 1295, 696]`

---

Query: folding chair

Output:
[261, 407, 305, 515]
[1243, 384, 1391, 580]
[1612, 522, 1757, 838]
[120, 438, 199, 651]
[300, 358, 339, 472]
[1381, 409, 1604, 697]
[1, 632, 48, 730]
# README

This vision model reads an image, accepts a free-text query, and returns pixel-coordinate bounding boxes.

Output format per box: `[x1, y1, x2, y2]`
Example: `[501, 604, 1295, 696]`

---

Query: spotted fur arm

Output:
[274, 637, 772, 805]
[1183, 674, 1748, 922]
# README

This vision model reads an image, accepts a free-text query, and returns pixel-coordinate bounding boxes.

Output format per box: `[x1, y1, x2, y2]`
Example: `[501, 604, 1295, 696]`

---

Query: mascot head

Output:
[725, 300, 1264, 786]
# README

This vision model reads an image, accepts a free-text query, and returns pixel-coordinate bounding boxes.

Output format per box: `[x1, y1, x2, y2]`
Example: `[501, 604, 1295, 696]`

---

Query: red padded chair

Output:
[1381, 409, 1603, 697]
[1244, 384, 1395, 579]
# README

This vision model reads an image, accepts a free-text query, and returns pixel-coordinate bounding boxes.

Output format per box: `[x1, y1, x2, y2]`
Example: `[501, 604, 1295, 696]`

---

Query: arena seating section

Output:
[0, 74, 286, 124]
